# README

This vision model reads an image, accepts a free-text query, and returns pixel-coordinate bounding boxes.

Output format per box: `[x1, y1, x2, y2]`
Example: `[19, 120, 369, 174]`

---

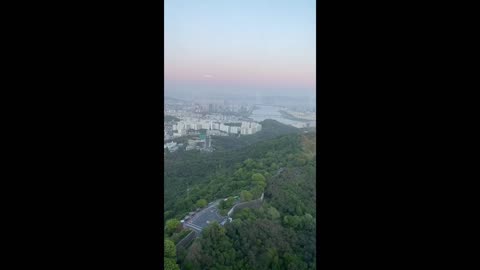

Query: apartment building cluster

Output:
[185, 134, 212, 152]
[172, 119, 262, 137]
[164, 141, 181, 152]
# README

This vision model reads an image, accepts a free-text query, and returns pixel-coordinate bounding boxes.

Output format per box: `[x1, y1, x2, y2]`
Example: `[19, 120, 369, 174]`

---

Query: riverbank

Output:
[279, 110, 314, 122]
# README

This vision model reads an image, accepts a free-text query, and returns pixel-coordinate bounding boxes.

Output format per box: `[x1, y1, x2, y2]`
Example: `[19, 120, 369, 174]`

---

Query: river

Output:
[250, 105, 316, 128]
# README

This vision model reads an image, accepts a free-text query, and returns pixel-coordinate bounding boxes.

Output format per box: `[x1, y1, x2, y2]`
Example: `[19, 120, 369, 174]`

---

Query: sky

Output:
[165, 0, 316, 100]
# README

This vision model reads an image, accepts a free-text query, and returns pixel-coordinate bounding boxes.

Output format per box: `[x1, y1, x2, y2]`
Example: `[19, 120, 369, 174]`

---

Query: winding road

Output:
[182, 168, 283, 234]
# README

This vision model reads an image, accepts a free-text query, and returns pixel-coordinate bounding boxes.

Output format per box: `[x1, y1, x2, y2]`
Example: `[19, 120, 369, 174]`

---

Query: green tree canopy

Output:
[225, 196, 235, 206]
[219, 197, 235, 210]
[244, 158, 255, 168]
[240, 190, 253, 201]
[219, 199, 226, 209]
[165, 219, 181, 235]
[164, 128, 316, 270]
[164, 257, 180, 270]
[251, 186, 263, 199]
[251, 173, 266, 183]
[256, 181, 267, 189]
[196, 199, 207, 208]
[267, 206, 281, 220]
[164, 239, 176, 258]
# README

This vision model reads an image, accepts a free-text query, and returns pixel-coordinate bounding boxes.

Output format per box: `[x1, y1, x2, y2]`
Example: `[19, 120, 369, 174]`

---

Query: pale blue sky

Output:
[165, 0, 316, 99]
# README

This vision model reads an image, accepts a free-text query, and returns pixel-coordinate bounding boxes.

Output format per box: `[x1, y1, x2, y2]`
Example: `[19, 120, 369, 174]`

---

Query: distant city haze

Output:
[165, 0, 316, 102]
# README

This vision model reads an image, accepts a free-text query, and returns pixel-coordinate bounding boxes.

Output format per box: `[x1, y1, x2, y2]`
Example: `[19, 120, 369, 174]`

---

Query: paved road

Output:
[184, 200, 228, 233]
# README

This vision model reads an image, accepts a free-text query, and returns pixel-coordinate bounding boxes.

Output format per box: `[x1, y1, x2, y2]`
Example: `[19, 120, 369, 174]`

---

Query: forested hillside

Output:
[211, 119, 302, 151]
[164, 120, 316, 270]
[164, 120, 302, 221]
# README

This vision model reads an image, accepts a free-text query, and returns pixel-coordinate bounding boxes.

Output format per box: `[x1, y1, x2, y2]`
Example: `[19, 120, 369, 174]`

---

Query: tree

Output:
[219, 197, 234, 211]
[252, 173, 267, 192]
[256, 180, 267, 189]
[234, 168, 246, 179]
[251, 186, 263, 199]
[240, 190, 253, 201]
[251, 173, 266, 183]
[185, 241, 203, 270]
[164, 258, 180, 270]
[225, 197, 235, 208]
[302, 214, 315, 231]
[283, 215, 302, 229]
[219, 200, 226, 209]
[295, 205, 303, 216]
[219, 208, 228, 216]
[267, 207, 280, 220]
[270, 162, 279, 170]
[235, 208, 255, 221]
[165, 219, 181, 235]
[164, 239, 176, 258]
[164, 210, 173, 220]
[244, 159, 255, 168]
[196, 199, 207, 208]
[193, 222, 235, 269]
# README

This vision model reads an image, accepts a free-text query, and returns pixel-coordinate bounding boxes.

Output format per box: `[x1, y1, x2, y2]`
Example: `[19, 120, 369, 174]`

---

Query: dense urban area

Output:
[164, 96, 316, 270]
[164, 96, 315, 153]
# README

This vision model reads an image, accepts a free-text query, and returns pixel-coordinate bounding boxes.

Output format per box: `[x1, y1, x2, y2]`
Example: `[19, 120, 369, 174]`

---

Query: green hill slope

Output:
[175, 132, 316, 270]
[211, 119, 302, 151]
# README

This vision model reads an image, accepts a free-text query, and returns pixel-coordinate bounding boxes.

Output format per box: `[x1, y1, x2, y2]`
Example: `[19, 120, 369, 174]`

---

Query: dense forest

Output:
[164, 120, 316, 270]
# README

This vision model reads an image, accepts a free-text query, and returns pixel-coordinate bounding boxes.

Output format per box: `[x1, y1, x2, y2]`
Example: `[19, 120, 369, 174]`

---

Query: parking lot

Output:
[184, 201, 228, 232]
